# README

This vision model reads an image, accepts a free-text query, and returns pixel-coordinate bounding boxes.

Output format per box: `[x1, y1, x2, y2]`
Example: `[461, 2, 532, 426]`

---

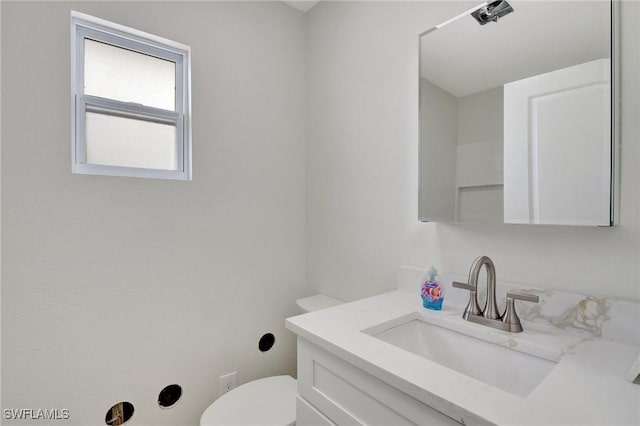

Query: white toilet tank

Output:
[200, 294, 343, 426]
[296, 294, 344, 313]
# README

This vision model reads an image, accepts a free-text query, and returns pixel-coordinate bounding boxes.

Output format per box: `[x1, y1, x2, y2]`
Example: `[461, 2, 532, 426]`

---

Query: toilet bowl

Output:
[200, 295, 343, 426]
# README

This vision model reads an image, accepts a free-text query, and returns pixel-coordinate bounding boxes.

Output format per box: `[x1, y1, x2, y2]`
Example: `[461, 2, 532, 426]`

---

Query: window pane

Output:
[85, 112, 178, 170]
[84, 39, 176, 110]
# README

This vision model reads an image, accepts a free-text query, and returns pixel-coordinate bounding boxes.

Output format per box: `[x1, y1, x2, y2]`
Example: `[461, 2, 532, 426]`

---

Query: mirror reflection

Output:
[419, 1, 614, 226]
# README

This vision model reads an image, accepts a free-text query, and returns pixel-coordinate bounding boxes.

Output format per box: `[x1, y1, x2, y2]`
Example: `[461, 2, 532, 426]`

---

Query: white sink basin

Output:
[367, 315, 558, 397]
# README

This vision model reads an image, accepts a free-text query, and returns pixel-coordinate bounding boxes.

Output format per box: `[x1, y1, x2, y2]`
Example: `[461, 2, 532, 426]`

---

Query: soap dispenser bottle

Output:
[421, 266, 444, 310]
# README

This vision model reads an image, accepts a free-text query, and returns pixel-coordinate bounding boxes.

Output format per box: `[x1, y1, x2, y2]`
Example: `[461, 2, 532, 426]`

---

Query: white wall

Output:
[456, 86, 504, 223]
[1, 2, 307, 425]
[419, 80, 504, 223]
[457, 86, 503, 148]
[306, 1, 640, 303]
[419, 78, 457, 221]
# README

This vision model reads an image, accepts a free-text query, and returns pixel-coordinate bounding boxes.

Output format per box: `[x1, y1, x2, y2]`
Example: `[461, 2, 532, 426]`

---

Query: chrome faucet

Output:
[468, 256, 500, 320]
[453, 256, 538, 333]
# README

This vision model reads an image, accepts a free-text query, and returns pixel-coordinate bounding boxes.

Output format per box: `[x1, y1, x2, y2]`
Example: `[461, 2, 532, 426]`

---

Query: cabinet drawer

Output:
[297, 338, 460, 426]
[297, 395, 337, 426]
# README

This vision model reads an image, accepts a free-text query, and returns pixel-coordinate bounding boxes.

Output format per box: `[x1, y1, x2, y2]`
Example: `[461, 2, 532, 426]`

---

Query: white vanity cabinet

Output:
[295, 338, 460, 426]
[287, 288, 640, 426]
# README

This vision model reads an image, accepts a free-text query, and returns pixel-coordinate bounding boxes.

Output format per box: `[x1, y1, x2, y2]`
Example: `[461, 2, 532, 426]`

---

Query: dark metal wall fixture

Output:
[258, 333, 275, 352]
[471, 0, 515, 25]
[158, 384, 183, 408]
[105, 402, 134, 425]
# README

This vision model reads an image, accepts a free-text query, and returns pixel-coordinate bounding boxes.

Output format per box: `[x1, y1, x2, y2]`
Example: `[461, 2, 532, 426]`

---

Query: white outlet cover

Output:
[219, 371, 237, 395]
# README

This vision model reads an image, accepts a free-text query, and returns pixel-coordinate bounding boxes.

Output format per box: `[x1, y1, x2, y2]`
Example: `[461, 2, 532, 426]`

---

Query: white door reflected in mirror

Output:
[503, 59, 611, 226]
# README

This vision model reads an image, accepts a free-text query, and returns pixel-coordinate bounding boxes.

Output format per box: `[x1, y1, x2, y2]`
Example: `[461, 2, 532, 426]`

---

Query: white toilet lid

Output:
[200, 375, 296, 426]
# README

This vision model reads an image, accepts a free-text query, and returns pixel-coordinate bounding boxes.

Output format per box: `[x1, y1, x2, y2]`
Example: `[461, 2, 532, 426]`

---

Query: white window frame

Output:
[71, 11, 192, 180]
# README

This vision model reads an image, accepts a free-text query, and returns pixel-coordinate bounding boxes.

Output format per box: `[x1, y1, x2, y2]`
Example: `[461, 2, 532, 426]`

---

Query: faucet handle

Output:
[452, 281, 482, 317]
[452, 281, 475, 290]
[502, 292, 539, 333]
[506, 291, 539, 303]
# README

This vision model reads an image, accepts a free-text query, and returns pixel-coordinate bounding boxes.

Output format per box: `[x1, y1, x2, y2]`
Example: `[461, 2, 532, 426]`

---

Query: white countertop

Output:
[286, 290, 640, 426]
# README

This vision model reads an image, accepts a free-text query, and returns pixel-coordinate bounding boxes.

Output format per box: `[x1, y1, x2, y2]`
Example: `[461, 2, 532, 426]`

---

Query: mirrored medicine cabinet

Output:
[418, 0, 619, 226]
